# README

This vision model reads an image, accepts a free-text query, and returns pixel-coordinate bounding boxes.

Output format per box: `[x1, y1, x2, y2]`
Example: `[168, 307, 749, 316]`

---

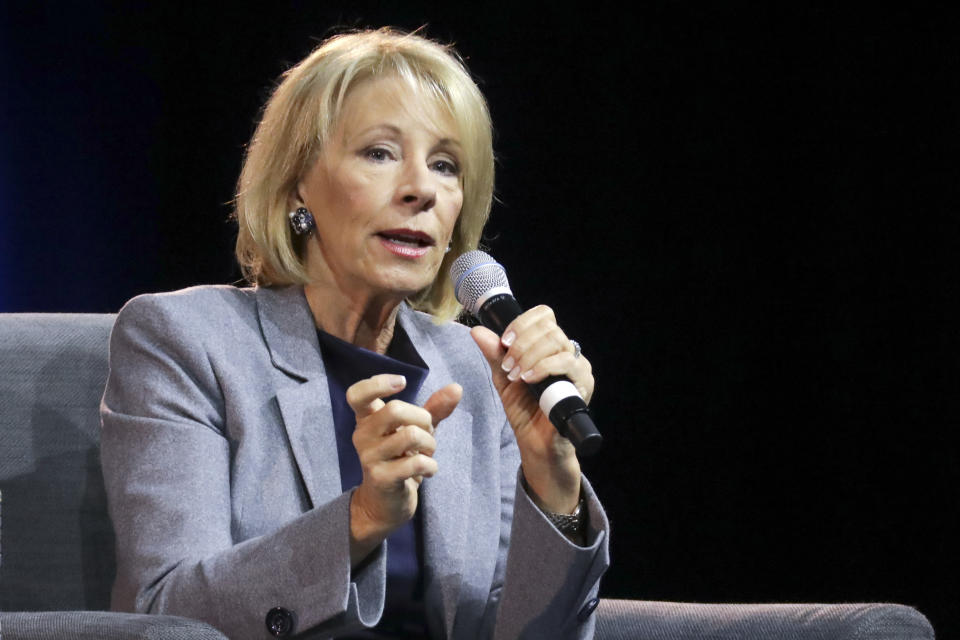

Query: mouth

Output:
[376, 229, 436, 247]
[376, 228, 435, 258]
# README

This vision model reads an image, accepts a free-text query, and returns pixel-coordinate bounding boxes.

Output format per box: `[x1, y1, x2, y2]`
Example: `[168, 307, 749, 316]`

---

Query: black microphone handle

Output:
[476, 293, 524, 336]
[477, 294, 603, 456]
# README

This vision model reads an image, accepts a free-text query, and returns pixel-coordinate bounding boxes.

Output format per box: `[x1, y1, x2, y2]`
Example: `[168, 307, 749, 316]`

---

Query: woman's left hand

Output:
[470, 305, 593, 515]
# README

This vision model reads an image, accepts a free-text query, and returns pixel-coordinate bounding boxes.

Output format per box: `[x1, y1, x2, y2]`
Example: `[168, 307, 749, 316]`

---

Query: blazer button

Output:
[577, 597, 600, 623]
[265, 606, 296, 637]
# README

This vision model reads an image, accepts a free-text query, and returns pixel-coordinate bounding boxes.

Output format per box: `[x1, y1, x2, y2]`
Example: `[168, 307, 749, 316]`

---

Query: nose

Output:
[397, 160, 437, 212]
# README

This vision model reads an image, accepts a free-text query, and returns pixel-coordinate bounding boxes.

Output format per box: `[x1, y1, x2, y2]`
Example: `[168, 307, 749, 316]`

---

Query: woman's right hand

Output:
[345, 374, 462, 566]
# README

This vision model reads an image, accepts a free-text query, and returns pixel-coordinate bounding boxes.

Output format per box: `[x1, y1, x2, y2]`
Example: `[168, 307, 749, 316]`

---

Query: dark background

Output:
[2, 2, 956, 634]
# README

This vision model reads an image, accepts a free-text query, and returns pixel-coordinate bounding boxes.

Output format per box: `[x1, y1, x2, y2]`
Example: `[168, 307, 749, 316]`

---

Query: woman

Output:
[101, 28, 609, 639]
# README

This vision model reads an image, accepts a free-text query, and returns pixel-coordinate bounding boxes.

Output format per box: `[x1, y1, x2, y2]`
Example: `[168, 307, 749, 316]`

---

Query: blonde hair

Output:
[234, 28, 495, 322]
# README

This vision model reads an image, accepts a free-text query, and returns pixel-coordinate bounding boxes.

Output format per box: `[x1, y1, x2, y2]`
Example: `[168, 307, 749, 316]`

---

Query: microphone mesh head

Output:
[450, 250, 512, 315]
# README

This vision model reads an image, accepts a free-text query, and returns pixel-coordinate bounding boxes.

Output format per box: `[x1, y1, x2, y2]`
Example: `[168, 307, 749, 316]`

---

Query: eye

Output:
[363, 146, 395, 163]
[431, 158, 460, 177]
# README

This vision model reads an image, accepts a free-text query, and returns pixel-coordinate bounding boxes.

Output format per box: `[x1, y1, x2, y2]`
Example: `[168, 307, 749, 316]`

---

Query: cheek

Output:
[344, 190, 366, 212]
[339, 174, 390, 218]
[444, 187, 464, 226]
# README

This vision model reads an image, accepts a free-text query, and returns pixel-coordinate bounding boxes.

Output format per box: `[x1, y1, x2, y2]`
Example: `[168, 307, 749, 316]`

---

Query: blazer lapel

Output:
[257, 286, 342, 508]
[399, 306, 472, 639]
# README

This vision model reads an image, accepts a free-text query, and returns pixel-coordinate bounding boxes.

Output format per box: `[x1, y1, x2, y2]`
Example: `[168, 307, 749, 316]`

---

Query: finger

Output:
[500, 305, 556, 349]
[500, 310, 569, 381]
[518, 352, 595, 403]
[470, 326, 510, 392]
[423, 383, 463, 427]
[381, 399, 435, 434]
[470, 325, 503, 364]
[367, 453, 439, 486]
[376, 425, 437, 460]
[507, 326, 574, 382]
[352, 400, 435, 453]
[346, 374, 407, 419]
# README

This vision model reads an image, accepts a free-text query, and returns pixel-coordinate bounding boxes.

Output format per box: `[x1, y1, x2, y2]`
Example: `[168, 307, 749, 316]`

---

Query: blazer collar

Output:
[256, 284, 325, 381]
[255, 286, 437, 382]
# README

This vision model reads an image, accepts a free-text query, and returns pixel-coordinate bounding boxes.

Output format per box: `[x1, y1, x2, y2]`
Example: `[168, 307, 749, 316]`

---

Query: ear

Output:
[288, 184, 305, 212]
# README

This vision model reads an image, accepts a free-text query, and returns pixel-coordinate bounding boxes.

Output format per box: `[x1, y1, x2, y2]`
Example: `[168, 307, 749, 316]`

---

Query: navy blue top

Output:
[315, 322, 430, 638]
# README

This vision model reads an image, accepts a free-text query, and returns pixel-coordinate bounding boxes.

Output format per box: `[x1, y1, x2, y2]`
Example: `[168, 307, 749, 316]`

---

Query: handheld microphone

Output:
[450, 250, 603, 456]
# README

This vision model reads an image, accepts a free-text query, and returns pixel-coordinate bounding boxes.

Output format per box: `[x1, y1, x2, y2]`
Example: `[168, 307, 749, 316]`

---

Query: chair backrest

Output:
[0, 313, 116, 611]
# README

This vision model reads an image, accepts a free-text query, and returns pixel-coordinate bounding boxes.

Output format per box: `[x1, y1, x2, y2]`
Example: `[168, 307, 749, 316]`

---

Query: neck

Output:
[303, 281, 402, 354]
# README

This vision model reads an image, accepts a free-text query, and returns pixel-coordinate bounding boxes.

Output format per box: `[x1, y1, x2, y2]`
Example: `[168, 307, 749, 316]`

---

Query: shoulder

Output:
[105, 286, 259, 429]
[116, 284, 258, 335]
[118, 285, 256, 324]
[111, 285, 260, 362]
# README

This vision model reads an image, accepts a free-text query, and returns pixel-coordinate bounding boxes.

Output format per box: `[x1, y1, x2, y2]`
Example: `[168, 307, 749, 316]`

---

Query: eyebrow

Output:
[356, 124, 402, 138]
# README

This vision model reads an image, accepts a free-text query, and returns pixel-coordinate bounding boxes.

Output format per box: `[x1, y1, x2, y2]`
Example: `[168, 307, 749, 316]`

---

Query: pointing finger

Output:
[346, 374, 407, 419]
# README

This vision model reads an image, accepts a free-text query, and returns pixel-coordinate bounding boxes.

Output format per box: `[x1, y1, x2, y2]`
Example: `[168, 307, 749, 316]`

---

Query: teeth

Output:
[382, 234, 428, 247]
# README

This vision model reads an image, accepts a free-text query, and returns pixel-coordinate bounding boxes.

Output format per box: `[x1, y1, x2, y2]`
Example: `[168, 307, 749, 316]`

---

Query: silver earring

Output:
[288, 207, 315, 236]
[445, 242, 453, 254]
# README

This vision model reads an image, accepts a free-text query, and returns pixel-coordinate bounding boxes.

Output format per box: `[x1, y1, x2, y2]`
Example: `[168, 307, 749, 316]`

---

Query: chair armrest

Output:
[595, 600, 935, 640]
[0, 611, 230, 640]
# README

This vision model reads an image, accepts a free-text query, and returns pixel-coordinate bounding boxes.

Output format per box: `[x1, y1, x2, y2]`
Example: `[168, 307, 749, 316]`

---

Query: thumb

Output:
[470, 326, 510, 393]
[470, 325, 504, 367]
[424, 382, 463, 427]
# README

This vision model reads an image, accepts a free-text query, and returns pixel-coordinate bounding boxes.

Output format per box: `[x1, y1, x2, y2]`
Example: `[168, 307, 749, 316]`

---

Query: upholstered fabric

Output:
[594, 600, 935, 640]
[0, 314, 116, 612]
[0, 611, 229, 639]
[0, 313, 231, 639]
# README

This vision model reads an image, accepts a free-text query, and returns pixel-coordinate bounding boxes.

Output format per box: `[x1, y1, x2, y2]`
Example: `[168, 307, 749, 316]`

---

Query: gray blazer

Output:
[100, 285, 609, 640]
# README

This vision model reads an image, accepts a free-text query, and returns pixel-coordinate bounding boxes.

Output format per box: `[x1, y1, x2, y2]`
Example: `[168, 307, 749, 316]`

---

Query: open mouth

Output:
[376, 228, 435, 258]
[376, 229, 435, 247]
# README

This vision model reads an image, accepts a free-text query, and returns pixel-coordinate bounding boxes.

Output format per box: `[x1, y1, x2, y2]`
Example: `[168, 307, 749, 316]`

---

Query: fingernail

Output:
[507, 365, 521, 381]
[520, 369, 535, 381]
[501, 356, 515, 372]
[502, 331, 516, 347]
[391, 375, 406, 389]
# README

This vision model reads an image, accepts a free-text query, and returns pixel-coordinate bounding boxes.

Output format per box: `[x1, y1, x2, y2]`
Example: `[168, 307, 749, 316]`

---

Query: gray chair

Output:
[0, 313, 936, 639]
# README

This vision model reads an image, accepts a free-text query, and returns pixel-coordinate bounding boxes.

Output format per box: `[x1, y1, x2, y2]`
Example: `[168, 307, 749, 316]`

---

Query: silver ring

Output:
[570, 340, 582, 358]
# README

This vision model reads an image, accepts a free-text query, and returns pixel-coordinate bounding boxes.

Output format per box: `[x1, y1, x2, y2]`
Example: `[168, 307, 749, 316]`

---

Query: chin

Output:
[370, 266, 438, 299]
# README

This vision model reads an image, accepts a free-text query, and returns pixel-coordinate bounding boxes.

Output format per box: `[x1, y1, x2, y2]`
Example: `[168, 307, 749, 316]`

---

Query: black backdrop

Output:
[2, 2, 957, 634]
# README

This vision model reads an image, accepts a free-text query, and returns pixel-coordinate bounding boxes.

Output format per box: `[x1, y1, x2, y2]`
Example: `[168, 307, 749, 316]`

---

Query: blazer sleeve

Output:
[469, 367, 610, 638]
[100, 294, 386, 640]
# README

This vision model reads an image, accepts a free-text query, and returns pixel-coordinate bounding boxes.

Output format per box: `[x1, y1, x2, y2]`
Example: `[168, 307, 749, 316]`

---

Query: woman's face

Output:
[298, 75, 464, 301]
